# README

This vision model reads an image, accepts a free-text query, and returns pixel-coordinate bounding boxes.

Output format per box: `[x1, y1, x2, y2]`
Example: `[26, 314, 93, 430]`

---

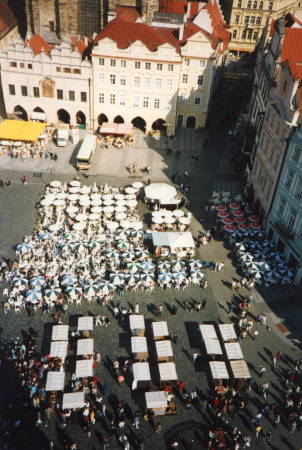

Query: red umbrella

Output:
[229, 203, 240, 209]
[232, 210, 244, 217]
[238, 224, 249, 230]
[224, 224, 236, 231]
[250, 222, 262, 229]
[216, 205, 227, 212]
[222, 217, 233, 224]
[249, 215, 260, 222]
[235, 217, 246, 224]
[218, 211, 229, 218]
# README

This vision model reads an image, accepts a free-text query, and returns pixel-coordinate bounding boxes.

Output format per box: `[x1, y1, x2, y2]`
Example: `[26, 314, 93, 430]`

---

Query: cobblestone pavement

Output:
[0, 126, 302, 450]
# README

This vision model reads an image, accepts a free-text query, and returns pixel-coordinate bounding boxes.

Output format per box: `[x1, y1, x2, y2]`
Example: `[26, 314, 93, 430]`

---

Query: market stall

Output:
[155, 340, 174, 362]
[145, 391, 176, 416]
[49, 341, 68, 360]
[62, 391, 85, 410]
[46, 371, 65, 391]
[129, 314, 145, 337]
[144, 183, 181, 209]
[224, 342, 244, 360]
[132, 362, 151, 390]
[52, 325, 69, 341]
[152, 232, 195, 258]
[209, 361, 229, 392]
[77, 338, 94, 356]
[218, 324, 237, 342]
[158, 362, 178, 388]
[78, 316, 94, 331]
[75, 358, 94, 378]
[203, 339, 223, 358]
[199, 324, 218, 341]
[152, 321, 169, 340]
[131, 337, 148, 361]
[230, 360, 251, 379]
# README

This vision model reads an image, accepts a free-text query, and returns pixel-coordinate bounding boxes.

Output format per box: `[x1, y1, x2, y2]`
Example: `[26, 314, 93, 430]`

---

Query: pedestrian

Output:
[172, 332, 178, 344]
[274, 413, 280, 427]
[95, 314, 103, 326]
[113, 305, 119, 318]
[134, 303, 139, 314]
[228, 303, 235, 318]
[132, 411, 140, 430]
[171, 305, 178, 315]
[252, 330, 259, 340]
[265, 430, 273, 442]
[259, 365, 267, 377]
[192, 352, 200, 364]
[290, 420, 297, 433]
[255, 425, 262, 438]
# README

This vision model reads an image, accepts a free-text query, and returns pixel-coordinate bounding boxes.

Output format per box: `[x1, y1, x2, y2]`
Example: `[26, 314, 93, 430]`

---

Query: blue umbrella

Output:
[172, 271, 187, 281]
[158, 273, 172, 283]
[37, 232, 53, 240]
[11, 276, 28, 287]
[30, 276, 46, 288]
[16, 243, 32, 253]
[61, 274, 78, 285]
[26, 289, 42, 301]
[139, 261, 155, 272]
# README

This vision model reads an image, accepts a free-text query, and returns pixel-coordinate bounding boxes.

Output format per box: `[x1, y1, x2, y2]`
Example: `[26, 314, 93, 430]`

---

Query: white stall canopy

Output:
[225, 343, 244, 360]
[209, 361, 229, 380]
[129, 315, 145, 331]
[230, 360, 251, 379]
[78, 316, 94, 331]
[46, 371, 65, 391]
[199, 324, 218, 340]
[155, 340, 173, 358]
[131, 337, 148, 354]
[63, 391, 85, 409]
[52, 325, 69, 341]
[75, 359, 93, 378]
[158, 362, 178, 381]
[31, 111, 47, 121]
[152, 321, 169, 339]
[203, 339, 223, 355]
[152, 232, 195, 250]
[132, 362, 151, 381]
[145, 391, 168, 409]
[50, 341, 68, 360]
[144, 183, 179, 205]
[219, 324, 237, 342]
[77, 338, 94, 356]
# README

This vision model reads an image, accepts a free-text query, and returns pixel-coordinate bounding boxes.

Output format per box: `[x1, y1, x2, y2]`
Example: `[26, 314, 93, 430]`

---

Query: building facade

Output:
[0, 1, 18, 52]
[227, 0, 296, 56]
[0, 35, 91, 127]
[247, 26, 302, 220]
[267, 128, 302, 284]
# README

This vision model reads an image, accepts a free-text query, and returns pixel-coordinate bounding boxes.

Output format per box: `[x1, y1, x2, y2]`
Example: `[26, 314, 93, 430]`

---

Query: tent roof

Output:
[230, 360, 251, 379]
[224, 342, 244, 360]
[144, 183, 178, 204]
[203, 338, 223, 355]
[133, 362, 151, 380]
[52, 325, 69, 341]
[131, 337, 148, 353]
[152, 321, 169, 337]
[158, 362, 178, 381]
[78, 316, 94, 331]
[209, 361, 229, 379]
[152, 231, 195, 248]
[129, 314, 145, 330]
[50, 341, 68, 359]
[199, 324, 218, 340]
[218, 324, 237, 341]
[0, 120, 46, 142]
[77, 338, 94, 355]
[63, 391, 85, 409]
[156, 340, 173, 357]
[46, 371, 65, 391]
[145, 391, 168, 409]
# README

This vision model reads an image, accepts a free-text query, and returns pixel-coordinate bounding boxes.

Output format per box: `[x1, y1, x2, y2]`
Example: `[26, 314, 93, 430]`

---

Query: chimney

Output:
[179, 23, 184, 41]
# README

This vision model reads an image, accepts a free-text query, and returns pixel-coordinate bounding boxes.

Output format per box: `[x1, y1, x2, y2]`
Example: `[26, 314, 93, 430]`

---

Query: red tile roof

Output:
[204, 0, 230, 50]
[281, 28, 302, 80]
[159, 0, 200, 19]
[0, 1, 17, 38]
[76, 39, 87, 54]
[116, 6, 140, 22]
[28, 34, 52, 55]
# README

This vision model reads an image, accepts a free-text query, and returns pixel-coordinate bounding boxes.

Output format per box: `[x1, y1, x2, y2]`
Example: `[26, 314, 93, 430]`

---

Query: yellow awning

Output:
[0, 119, 47, 142]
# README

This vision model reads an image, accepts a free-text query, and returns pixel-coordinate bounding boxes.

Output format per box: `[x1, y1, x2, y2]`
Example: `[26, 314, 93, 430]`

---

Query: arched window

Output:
[247, 0, 252, 8]
[269, 1, 273, 10]
[253, 1, 257, 8]
[259, 1, 263, 9]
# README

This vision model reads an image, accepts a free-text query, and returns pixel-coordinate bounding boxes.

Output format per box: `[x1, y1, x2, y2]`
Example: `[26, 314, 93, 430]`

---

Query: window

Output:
[259, 1, 263, 9]
[144, 78, 151, 89]
[8, 84, 15, 95]
[143, 96, 149, 108]
[157, 63, 163, 71]
[155, 78, 161, 89]
[285, 169, 294, 190]
[73, 68, 81, 74]
[81, 92, 87, 102]
[99, 73, 105, 87]
[238, 0, 242, 6]
[99, 93, 104, 103]
[20, 63, 25, 68]
[253, 1, 257, 8]
[194, 94, 201, 104]
[28, 64, 32, 69]
[63, 67, 71, 73]
[197, 75, 203, 86]
[135, 61, 141, 69]
[69, 90, 75, 101]
[287, 208, 297, 233]
[164, 97, 170, 109]
[200, 60, 206, 68]
[245, 16, 250, 24]
[99, 58, 105, 65]
[110, 59, 116, 67]
[134, 76, 140, 88]
[57, 89, 63, 100]
[110, 74, 116, 85]
[168, 64, 174, 71]
[145, 62, 151, 70]
[247, 0, 251, 7]
[133, 96, 139, 107]
[110, 94, 115, 104]
[256, 17, 261, 24]
[178, 93, 185, 103]
[33, 87, 39, 97]
[253, 31, 258, 40]
[247, 29, 253, 39]
[292, 146, 301, 163]
[119, 95, 125, 106]
[167, 79, 173, 90]
[184, 59, 190, 66]
[269, 2, 273, 11]
[233, 30, 237, 39]
[182, 74, 188, 83]
[49, 20, 54, 32]
[56, 66, 61, 72]
[121, 60, 127, 68]
[235, 15, 240, 23]
[242, 30, 247, 39]
[9, 61, 17, 68]
[295, 178, 302, 200]
[154, 98, 160, 109]
[250, 16, 255, 24]
[120, 75, 126, 86]
[277, 197, 286, 216]
[21, 85, 27, 96]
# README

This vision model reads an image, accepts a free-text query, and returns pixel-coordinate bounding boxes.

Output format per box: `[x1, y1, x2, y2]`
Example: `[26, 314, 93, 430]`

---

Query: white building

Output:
[0, 34, 91, 128]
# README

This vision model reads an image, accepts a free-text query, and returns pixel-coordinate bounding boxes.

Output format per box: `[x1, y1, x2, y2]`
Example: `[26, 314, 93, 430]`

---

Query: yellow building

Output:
[227, 0, 296, 56]
[91, 3, 230, 134]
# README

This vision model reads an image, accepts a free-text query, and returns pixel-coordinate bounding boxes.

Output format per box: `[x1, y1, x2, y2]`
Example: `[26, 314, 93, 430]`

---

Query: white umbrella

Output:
[50, 180, 61, 188]
[120, 220, 131, 229]
[88, 213, 100, 221]
[131, 221, 143, 230]
[132, 182, 144, 189]
[158, 261, 171, 270]
[106, 221, 119, 230]
[69, 187, 81, 194]
[75, 213, 88, 222]
[11, 276, 28, 287]
[158, 273, 172, 283]
[244, 262, 259, 271]
[91, 206, 102, 213]
[190, 270, 204, 279]
[164, 216, 175, 224]
[126, 200, 137, 207]
[68, 193, 80, 201]
[109, 273, 124, 285]
[172, 271, 187, 281]
[115, 206, 126, 213]
[257, 262, 271, 271]
[26, 289, 42, 301]
[121, 251, 135, 260]
[48, 224, 60, 231]
[104, 249, 120, 259]
[44, 287, 62, 300]
[239, 253, 254, 262]
[152, 217, 164, 224]
[103, 199, 113, 206]
[114, 194, 125, 200]
[125, 194, 136, 200]
[40, 198, 52, 206]
[139, 261, 154, 271]
[124, 273, 140, 284]
[61, 274, 78, 285]
[30, 276, 46, 288]
[188, 259, 202, 270]
[172, 210, 184, 217]
[98, 281, 115, 294]
[90, 193, 102, 200]
[56, 192, 67, 200]
[91, 199, 102, 206]
[126, 262, 140, 272]
[53, 199, 65, 207]
[79, 196, 90, 206]
[65, 286, 82, 297]
[73, 222, 86, 230]
[140, 273, 155, 282]
[69, 180, 81, 187]
[247, 269, 262, 279]
[103, 206, 114, 213]
[83, 283, 99, 296]
[135, 249, 149, 259]
[80, 186, 91, 194]
[124, 187, 137, 194]
[116, 212, 127, 220]
[102, 194, 113, 200]
[235, 243, 246, 251]
[179, 217, 190, 225]
[16, 243, 32, 253]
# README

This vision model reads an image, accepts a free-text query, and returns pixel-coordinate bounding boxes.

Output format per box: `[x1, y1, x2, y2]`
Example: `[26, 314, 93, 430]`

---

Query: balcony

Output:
[275, 221, 294, 240]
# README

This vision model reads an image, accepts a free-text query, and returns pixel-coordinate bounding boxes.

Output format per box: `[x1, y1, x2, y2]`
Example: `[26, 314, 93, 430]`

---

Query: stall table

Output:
[129, 315, 145, 336]
[131, 337, 148, 361]
[152, 321, 169, 340]
[155, 340, 174, 362]
[52, 325, 69, 341]
[203, 338, 223, 356]
[218, 324, 237, 342]
[209, 361, 229, 381]
[77, 338, 94, 356]
[230, 360, 251, 379]
[199, 324, 218, 341]
[132, 362, 151, 390]
[145, 391, 172, 416]
[158, 362, 178, 383]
